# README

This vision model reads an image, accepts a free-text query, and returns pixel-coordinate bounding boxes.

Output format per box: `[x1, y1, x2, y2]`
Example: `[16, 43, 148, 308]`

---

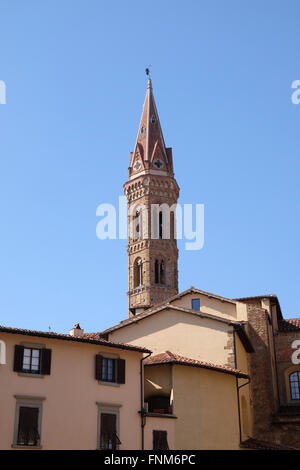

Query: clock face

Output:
[153, 158, 164, 169]
[133, 160, 142, 171]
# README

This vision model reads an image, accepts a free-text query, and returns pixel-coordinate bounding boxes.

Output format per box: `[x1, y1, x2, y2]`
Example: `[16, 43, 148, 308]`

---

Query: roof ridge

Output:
[144, 350, 248, 379]
[0, 325, 151, 353]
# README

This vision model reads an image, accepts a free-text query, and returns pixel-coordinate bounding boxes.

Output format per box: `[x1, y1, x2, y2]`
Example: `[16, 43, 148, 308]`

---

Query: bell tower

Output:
[124, 77, 179, 317]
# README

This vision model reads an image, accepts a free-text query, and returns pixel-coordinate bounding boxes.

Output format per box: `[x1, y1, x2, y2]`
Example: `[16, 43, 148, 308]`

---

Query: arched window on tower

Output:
[290, 371, 300, 400]
[154, 259, 165, 285]
[159, 211, 163, 239]
[133, 209, 142, 240]
[160, 260, 165, 284]
[134, 258, 143, 288]
[155, 260, 159, 284]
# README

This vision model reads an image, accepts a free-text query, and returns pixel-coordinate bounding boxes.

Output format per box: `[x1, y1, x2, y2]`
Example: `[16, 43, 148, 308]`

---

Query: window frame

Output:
[12, 395, 45, 449]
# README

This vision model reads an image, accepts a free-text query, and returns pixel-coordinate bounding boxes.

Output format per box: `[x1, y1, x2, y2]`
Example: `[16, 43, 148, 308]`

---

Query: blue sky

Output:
[0, 1, 299, 333]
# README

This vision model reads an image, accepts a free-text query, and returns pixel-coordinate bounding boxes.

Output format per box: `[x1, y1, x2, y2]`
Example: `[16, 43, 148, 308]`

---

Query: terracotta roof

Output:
[144, 351, 249, 379]
[278, 318, 300, 332]
[162, 287, 237, 306]
[234, 294, 278, 301]
[100, 302, 242, 337]
[0, 325, 150, 353]
[240, 437, 297, 450]
[234, 294, 283, 320]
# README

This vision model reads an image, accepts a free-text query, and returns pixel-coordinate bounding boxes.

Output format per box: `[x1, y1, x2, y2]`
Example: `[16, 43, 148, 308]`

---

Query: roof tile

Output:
[278, 318, 300, 332]
[0, 325, 150, 353]
[144, 351, 249, 378]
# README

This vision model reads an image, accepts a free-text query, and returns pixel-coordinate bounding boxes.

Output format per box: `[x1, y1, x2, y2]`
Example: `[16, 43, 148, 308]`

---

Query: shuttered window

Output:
[95, 355, 125, 384]
[13, 345, 52, 375]
[17, 406, 40, 446]
[23, 348, 40, 373]
[100, 413, 121, 449]
[153, 430, 169, 450]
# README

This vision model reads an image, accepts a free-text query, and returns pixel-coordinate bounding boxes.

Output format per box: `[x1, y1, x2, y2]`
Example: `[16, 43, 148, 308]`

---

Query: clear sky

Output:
[0, 0, 299, 333]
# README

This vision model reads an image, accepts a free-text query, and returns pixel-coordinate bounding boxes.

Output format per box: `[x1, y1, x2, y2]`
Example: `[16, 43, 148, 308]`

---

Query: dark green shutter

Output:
[95, 354, 103, 380]
[117, 358, 125, 384]
[13, 345, 24, 372]
[40, 348, 52, 375]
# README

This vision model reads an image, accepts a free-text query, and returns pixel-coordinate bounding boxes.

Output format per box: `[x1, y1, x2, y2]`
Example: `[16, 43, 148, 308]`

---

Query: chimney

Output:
[69, 323, 84, 337]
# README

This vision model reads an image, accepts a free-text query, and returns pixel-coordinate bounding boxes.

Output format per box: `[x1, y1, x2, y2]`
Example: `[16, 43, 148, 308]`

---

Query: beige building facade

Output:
[0, 326, 160, 450]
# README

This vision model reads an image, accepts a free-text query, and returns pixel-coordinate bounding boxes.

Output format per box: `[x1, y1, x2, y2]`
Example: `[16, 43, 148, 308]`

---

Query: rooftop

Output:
[144, 350, 249, 379]
[0, 325, 151, 353]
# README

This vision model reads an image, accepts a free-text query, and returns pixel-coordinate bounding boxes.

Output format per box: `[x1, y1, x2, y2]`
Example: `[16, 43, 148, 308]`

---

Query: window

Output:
[153, 430, 169, 450]
[290, 371, 300, 400]
[100, 413, 121, 449]
[133, 209, 142, 240]
[154, 259, 165, 285]
[102, 358, 115, 382]
[148, 395, 172, 414]
[13, 396, 44, 448]
[95, 355, 126, 384]
[97, 404, 121, 450]
[159, 211, 163, 239]
[134, 257, 143, 288]
[17, 407, 40, 446]
[23, 348, 40, 373]
[155, 259, 159, 284]
[192, 298, 200, 311]
[13, 345, 52, 376]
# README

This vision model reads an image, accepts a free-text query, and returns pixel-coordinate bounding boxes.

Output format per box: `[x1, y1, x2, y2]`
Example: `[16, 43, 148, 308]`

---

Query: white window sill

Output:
[12, 444, 42, 449]
[98, 380, 120, 388]
[18, 372, 44, 378]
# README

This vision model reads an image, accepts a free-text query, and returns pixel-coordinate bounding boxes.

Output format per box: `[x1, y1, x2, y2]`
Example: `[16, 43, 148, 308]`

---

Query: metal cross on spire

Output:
[145, 65, 151, 78]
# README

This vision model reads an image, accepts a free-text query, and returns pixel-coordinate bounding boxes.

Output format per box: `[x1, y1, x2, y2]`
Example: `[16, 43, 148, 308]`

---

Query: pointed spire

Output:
[129, 76, 173, 178]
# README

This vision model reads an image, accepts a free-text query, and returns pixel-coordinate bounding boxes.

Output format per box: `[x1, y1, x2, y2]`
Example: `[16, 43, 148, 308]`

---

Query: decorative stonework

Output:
[224, 330, 235, 368]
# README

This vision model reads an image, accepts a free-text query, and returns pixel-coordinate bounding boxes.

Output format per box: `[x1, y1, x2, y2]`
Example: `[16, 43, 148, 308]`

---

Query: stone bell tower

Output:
[124, 77, 180, 317]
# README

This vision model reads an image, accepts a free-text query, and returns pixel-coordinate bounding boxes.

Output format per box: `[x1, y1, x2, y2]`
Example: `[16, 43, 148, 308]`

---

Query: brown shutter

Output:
[153, 430, 169, 450]
[13, 345, 24, 372]
[116, 358, 125, 384]
[100, 413, 117, 449]
[95, 354, 103, 380]
[17, 406, 40, 446]
[40, 348, 52, 375]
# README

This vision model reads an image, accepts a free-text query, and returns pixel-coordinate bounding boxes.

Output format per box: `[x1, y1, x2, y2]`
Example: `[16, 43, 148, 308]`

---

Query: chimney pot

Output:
[69, 323, 84, 337]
